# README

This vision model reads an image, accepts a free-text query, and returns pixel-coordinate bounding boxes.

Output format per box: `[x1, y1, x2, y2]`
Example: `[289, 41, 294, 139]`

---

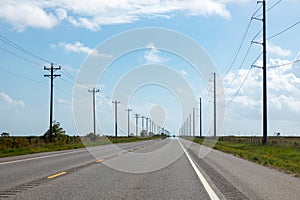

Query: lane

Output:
[1, 138, 298, 199]
[180, 139, 300, 200]
[6, 139, 212, 200]
[0, 139, 158, 191]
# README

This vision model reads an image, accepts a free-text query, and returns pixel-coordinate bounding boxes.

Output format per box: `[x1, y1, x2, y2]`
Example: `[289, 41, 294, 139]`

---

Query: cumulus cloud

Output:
[0, 0, 237, 31]
[268, 43, 292, 57]
[0, 92, 25, 110]
[0, 3, 59, 31]
[56, 41, 113, 58]
[224, 56, 300, 122]
[144, 42, 168, 63]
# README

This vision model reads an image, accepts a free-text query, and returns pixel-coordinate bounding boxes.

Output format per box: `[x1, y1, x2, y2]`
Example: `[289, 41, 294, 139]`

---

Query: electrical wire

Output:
[0, 34, 52, 64]
[222, 3, 261, 78]
[225, 52, 262, 107]
[0, 66, 47, 86]
[60, 77, 74, 86]
[61, 69, 77, 81]
[224, 43, 252, 90]
[225, 67, 253, 107]
[0, 46, 43, 66]
[268, 20, 300, 40]
[268, 59, 300, 69]
[267, 0, 282, 12]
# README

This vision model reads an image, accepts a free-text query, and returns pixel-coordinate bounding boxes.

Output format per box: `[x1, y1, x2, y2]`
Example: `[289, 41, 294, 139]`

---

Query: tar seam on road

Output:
[178, 140, 220, 200]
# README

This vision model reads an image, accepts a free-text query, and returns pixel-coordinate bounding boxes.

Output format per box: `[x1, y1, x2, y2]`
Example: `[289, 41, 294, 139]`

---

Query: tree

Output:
[43, 121, 66, 143]
[1, 132, 9, 137]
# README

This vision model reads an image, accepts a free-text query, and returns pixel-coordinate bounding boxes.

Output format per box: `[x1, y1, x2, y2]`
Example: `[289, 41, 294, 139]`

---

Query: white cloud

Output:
[144, 42, 168, 63]
[268, 43, 292, 57]
[68, 16, 100, 31]
[0, 0, 237, 31]
[0, 3, 59, 31]
[56, 8, 68, 21]
[181, 70, 188, 76]
[224, 57, 300, 122]
[56, 98, 69, 105]
[0, 92, 25, 109]
[57, 41, 113, 58]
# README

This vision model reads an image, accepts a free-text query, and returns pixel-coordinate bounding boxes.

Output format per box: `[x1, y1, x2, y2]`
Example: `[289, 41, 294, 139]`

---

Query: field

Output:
[188, 136, 300, 177]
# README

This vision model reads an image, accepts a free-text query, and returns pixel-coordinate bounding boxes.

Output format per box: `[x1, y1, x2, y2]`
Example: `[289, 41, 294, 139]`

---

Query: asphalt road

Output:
[0, 138, 299, 200]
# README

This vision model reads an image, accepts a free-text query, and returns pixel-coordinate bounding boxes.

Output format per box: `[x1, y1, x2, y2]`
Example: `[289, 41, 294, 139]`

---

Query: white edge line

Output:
[178, 139, 220, 200]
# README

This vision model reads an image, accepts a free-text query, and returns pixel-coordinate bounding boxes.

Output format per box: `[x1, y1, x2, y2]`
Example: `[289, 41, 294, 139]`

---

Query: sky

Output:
[0, 0, 299, 137]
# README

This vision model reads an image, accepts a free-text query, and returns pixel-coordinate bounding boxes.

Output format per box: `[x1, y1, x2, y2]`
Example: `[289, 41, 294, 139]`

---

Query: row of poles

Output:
[89, 88, 170, 137]
[179, 98, 203, 137]
[45, 0, 267, 143]
[179, 72, 216, 137]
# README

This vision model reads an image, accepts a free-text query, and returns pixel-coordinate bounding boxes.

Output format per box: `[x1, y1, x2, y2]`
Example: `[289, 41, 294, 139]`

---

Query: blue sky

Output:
[0, 0, 299, 137]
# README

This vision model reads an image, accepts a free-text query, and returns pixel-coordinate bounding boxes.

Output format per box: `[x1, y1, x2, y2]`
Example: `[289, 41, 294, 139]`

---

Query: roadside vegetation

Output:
[184, 136, 300, 177]
[0, 122, 166, 158]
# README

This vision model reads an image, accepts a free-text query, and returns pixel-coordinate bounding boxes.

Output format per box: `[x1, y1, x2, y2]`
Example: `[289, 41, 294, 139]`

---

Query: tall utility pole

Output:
[253, 0, 267, 144]
[141, 116, 145, 131]
[146, 117, 149, 133]
[88, 88, 100, 136]
[199, 98, 202, 137]
[135, 114, 140, 136]
[192, 107, 195, 137]
[189, 113, 191, 136]
[125, 108, 132, 137]
[44, 63, 60, 142]
[112, 101, 120, 137]
[213, 72, 217, 137]
[152, 122, 154, 134]
[262, 0, 268, 145]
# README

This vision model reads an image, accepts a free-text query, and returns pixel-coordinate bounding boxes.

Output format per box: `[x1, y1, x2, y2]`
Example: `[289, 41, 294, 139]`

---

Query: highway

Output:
[0, 138, 299, 200]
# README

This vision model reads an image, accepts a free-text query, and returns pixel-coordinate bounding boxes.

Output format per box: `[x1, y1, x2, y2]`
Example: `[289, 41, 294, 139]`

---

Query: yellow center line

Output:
[96, 159, 103, 163]
[48, 171, 67, 179]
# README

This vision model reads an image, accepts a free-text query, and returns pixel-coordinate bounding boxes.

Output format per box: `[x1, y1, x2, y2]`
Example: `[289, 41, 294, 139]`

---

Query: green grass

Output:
[0, 136, 161, 158]
[0, 143, 85, 158]
[185, 137, 300, 177]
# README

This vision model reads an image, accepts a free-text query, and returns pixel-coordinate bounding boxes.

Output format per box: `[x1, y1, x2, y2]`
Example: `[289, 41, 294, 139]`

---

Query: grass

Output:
[0, 136, 162, 158]
[184, 137, 300, 177]
[0, 143, 85, 158]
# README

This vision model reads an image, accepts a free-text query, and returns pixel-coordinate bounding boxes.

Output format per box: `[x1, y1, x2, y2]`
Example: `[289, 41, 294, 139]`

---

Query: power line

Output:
[0, 66, 46, 85]
[224, 43, 253, 90]
[0, 66, 71, 97]
[225, 52, 262, 107]
[267, 0, 282, 12]
[0, 34, 51, 64]
[268, 20, 300, 40]
[268, 59, 300, 69]
[223, 4, 260, 78]
[60, 77, 74, 86]
[61, 68, 77, 81]
[0, 46, 42, 66]
[223, 19, 253, 77]
[225, 67, 253, 107]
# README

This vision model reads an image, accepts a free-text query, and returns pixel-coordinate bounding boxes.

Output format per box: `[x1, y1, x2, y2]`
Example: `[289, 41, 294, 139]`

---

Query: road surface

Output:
[0, 138, 299, 199]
